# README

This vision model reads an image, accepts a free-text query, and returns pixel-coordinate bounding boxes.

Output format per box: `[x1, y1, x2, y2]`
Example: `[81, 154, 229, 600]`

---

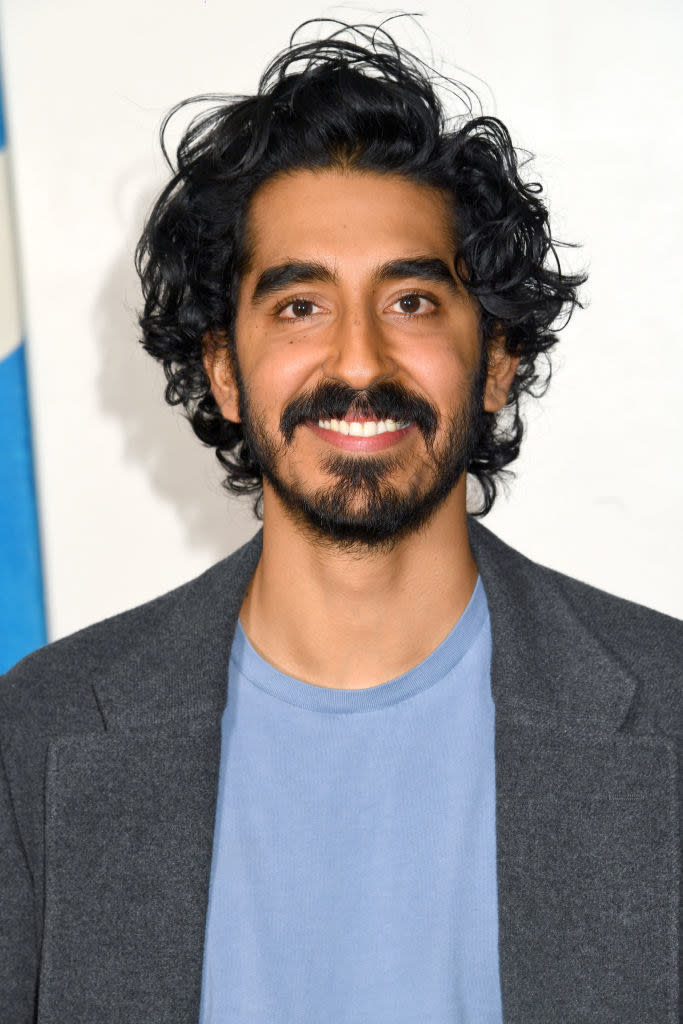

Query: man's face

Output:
[208, 168, 508, 551]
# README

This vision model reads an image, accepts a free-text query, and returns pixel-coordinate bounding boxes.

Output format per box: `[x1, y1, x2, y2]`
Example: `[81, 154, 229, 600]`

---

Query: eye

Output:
[275, 297, 324, 320]
[388, 293, 438, 317]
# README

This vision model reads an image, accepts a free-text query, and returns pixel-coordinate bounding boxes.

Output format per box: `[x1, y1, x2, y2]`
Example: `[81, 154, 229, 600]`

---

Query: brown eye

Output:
[277, 298, 323, 319]
[389, 294, 436, 316]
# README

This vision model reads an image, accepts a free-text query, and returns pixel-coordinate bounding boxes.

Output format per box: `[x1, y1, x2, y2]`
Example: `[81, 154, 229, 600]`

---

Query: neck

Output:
[239, 479, 478, 690]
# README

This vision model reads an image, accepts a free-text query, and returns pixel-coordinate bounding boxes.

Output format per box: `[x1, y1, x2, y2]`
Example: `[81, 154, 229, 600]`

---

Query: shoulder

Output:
[540, 557, 680, 738]
[516, 534, 681, 665]
[469, 517, 681, 740]
[469, 514, 681, 641]
[0, 530, 262, 739]
[0, 533, 261, 891]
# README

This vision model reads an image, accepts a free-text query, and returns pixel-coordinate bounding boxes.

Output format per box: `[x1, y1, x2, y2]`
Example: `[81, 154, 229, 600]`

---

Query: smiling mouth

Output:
[315, 417, 411, 437]
[306, 417, 416, 452]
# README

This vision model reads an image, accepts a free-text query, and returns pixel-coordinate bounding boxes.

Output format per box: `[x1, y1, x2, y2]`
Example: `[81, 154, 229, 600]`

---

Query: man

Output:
[0, 20, 679, 1024]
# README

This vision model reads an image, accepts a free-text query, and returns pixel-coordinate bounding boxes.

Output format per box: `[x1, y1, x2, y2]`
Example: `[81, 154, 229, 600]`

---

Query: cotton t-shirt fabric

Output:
[199, 574, 503, 1023]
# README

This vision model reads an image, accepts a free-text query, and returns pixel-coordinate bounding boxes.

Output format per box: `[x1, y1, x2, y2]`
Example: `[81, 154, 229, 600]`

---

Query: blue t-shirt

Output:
[199, 575, 502, 1023]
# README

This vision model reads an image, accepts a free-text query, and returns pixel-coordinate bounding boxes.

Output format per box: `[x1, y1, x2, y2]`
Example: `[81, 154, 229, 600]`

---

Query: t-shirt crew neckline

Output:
[232, 574, 487, 715]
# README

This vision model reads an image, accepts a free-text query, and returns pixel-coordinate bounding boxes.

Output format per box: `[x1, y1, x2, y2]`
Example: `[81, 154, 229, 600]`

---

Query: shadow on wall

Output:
[94, 172, 259, 565]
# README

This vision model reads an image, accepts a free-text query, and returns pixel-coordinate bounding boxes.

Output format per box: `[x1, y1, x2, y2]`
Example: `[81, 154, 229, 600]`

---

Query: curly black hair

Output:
[135, 17, 586, 517]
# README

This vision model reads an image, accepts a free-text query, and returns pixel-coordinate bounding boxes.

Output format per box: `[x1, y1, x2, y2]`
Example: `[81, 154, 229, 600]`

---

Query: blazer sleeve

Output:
[0, 743, 38, 1024]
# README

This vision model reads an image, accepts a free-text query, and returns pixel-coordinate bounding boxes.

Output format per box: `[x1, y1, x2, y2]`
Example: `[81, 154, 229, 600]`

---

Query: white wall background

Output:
[0, 0, 681, 640]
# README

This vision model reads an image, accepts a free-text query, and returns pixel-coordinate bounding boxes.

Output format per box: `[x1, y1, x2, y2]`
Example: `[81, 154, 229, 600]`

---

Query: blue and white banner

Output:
[0, 66, 46, 672]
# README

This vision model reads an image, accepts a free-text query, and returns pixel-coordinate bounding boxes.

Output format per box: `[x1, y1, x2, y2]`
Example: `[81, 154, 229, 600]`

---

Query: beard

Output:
[233, 355, 488, 554]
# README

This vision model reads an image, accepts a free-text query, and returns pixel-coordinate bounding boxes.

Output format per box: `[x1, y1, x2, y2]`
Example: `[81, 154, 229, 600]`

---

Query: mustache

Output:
[279, 380, 438, 444]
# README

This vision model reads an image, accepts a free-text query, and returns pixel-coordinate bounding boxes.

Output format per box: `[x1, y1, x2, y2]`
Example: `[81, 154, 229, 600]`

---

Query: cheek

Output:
[401, 303, 481, 395]
[242, 334, 323, 418]
[403, 342, 477, 413]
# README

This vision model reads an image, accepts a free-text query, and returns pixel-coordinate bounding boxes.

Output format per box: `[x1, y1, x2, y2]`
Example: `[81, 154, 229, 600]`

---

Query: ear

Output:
[202, 331, 241, 423]
[483, 331, 521, 414]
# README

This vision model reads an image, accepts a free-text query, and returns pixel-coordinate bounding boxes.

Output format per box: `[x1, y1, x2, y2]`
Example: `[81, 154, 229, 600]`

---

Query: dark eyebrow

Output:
[251, 261, 336, 305]
[249, 256, 459, 306]
[374, 257, 459, 294]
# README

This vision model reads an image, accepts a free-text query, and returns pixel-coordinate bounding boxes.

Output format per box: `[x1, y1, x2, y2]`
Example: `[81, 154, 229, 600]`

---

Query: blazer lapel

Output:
[38, 533, 264, 1024]
[468, 519, 679, 1024]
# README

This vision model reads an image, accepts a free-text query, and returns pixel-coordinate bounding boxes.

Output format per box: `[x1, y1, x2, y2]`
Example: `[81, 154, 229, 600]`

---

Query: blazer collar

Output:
[91, 531, 263, 729]
[466, 518, 637, 731]
[91, 517, 637, 734]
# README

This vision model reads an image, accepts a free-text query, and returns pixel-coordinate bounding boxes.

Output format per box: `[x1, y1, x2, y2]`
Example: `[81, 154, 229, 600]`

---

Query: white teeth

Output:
[316, 418, 411, 436]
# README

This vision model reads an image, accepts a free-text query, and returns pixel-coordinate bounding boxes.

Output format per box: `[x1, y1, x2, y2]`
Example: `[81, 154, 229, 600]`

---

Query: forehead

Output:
[242, 168, 455, 273]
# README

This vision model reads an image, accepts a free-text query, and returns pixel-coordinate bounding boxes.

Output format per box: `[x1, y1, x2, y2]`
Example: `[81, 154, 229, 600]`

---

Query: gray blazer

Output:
[0, 517, 680, 1023]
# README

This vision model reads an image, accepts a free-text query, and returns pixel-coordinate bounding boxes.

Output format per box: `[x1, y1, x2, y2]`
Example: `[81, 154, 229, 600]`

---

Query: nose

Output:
[321, 304, 398, 388]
